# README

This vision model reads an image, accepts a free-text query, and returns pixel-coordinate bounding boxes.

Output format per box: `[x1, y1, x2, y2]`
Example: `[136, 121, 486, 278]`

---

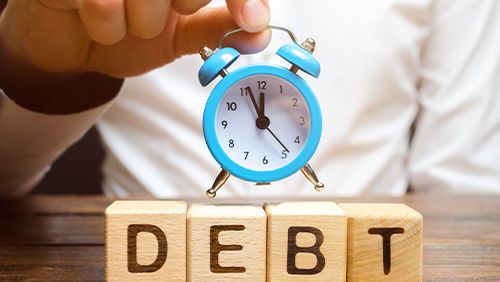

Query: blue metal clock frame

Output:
[203, 64, 322, 183]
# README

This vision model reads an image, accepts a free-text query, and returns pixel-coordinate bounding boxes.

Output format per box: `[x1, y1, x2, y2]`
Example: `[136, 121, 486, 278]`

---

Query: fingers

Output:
[125, 0, 169, 39]
[37, 0, 80, 10]
[77, 0, 270, 48]
[171, 0, 211, 15]
[79, 0, 171, 44]
[174, 7, 271, 57]
[79, 0, 127, 45]
[226, 0, 270, 33]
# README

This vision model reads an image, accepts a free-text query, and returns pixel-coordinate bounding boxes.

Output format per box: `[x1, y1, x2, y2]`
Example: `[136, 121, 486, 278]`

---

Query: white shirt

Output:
[2, 0, 500, 199]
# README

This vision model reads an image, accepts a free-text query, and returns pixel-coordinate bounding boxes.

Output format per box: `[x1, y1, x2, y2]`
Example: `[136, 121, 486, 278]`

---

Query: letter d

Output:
[127, 224, 167, 273]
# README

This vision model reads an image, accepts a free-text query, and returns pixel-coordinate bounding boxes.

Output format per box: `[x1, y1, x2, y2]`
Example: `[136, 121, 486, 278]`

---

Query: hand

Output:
[246, 86, 261, 118]
[246, 86, 270, 129]
[255, 90, 289, 152]
[0, 0, 271, 78]
[266, 127, 289, 153]
[259, 92, 265, 117]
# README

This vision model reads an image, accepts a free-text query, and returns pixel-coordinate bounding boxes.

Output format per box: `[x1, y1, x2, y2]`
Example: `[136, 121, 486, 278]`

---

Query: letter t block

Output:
[339, 203, 423, 282]
[105, 201, 187, 281]
[265, 202, 347, 281]
[187, 204, 267, 282]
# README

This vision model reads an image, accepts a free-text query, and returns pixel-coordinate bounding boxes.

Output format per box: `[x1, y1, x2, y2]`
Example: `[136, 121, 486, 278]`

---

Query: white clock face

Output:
[216, 74, 310, 171]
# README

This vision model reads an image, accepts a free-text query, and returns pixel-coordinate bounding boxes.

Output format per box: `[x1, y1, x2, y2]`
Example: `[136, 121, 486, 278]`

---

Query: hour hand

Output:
[259, 92, 265, 117]
[248, 87, 270, 130]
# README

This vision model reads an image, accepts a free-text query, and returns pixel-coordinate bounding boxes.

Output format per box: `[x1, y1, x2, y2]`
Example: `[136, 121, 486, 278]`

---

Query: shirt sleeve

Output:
[0, 90, 115, 197]
[409, 0, 500, 193]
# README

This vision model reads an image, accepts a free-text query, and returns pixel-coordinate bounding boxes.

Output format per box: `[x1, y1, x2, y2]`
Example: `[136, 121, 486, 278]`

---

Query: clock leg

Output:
[206, 169, 230, 198]
[300, 163, 324, 192]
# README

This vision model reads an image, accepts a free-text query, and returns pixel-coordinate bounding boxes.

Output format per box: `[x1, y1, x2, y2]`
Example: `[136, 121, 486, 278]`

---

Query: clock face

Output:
[215, 74, 310, 171]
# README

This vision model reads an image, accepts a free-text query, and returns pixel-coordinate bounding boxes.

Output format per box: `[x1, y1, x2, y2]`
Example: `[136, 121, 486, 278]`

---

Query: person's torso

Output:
[97, 0, 431, 199]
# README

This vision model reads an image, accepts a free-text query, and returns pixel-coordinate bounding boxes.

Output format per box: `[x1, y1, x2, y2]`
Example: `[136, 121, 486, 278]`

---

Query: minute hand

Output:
[266, 127, 290, 153]
[246, 87, 262, 118]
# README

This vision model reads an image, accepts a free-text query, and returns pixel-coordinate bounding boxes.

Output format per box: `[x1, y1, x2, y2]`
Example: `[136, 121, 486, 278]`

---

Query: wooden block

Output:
[339, 203, 423, 282]
[187, 204, 266, 282]
[105, 201, 187, 281]
[264, 202, 347, 281]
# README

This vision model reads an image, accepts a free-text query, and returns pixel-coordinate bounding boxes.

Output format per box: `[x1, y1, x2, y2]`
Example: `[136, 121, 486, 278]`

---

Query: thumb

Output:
[226, 0, 270, 33]
[174, 7, 271, 57]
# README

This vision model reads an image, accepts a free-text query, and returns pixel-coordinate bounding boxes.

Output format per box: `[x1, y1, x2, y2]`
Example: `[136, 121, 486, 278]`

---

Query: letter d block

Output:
[187, 204, 266, 282]
[265, 202, 347, 281]
[339, 204, 423, 282]
[105, 201, 187, 281]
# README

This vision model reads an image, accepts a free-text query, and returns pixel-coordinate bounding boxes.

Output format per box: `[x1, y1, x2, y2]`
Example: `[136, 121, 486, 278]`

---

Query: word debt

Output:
[105, 201, 423, 282]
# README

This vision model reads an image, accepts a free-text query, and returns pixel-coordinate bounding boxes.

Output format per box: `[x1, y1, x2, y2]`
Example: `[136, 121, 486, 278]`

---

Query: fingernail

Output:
[242, 0, 269, 29]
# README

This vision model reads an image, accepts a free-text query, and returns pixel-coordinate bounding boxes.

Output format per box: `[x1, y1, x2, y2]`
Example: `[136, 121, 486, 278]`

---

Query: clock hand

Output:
[246, 86, 261, 118]
[266, 127, 290, 153]
[247, 87, 270, 129]
[259, 92, 265, 118]
[249, 87, 288, 151]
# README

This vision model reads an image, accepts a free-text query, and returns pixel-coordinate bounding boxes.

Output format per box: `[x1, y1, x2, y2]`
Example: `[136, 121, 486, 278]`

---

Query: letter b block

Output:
[265, 202, 347, 281]
[187, 204, 267, 282]
[339, 204, 423, 282]
[105, 201, 187, 281]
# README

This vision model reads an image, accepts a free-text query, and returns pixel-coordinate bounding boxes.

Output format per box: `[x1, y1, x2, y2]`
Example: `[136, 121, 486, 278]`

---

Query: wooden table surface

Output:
[0, 194, 499, 281]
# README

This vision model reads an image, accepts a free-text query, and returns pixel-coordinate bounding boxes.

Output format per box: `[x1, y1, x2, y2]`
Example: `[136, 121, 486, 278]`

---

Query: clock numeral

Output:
[243, 151, 249, 160]
[221, 120, 228, 129]
[291, 98, 298, 107]
[228, 139, 235, 148]
[240, 87, 250, 96]
[262, 156, 269, 164]
[281, 150, 288, 159]
[279, 85, 283, 94]
[299, 116, 305, 125]
[257, 81, 267, 90]
[226, 102, 237, 111]
[294, 136, 300, 144]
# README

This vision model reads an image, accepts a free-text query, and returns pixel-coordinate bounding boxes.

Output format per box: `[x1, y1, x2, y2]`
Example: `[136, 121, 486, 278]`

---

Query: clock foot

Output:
[206, 169, 230, 198]
[300, 163, 324, 192]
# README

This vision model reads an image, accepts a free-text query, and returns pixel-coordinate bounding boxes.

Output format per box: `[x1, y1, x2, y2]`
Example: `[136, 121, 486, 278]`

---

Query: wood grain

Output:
[1, 195, 500, 281]
[0, 215, 104, 245]
[339, 203, 423, 282]
[264, 202, 347, 281]
[187, 204, 267, 282]
[0, 245, 104, 280]
[105, 201, 187, 281]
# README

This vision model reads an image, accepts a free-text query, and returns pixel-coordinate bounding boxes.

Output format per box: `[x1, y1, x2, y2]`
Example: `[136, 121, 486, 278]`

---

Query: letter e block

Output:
[105, 201, 187, 281]
[339, 203, 423, 282]
[265, 202, 347, 281]
[187, 204, 266, 282]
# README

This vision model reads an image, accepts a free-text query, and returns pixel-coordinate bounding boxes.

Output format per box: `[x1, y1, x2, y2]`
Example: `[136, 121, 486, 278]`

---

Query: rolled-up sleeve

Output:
[0, 90, 115, 197]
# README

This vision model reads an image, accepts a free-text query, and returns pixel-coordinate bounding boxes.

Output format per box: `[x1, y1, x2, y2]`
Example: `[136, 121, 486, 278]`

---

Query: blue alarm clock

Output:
[199, 26, 324, 198]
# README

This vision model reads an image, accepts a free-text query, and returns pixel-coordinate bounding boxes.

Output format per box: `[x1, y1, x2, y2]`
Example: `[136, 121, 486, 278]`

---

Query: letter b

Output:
[265, 202, 347, 281]
[287, 226, 326, 275]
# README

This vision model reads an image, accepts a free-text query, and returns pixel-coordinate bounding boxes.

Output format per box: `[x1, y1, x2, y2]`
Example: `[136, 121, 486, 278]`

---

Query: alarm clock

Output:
[199, 26, 324, 198]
